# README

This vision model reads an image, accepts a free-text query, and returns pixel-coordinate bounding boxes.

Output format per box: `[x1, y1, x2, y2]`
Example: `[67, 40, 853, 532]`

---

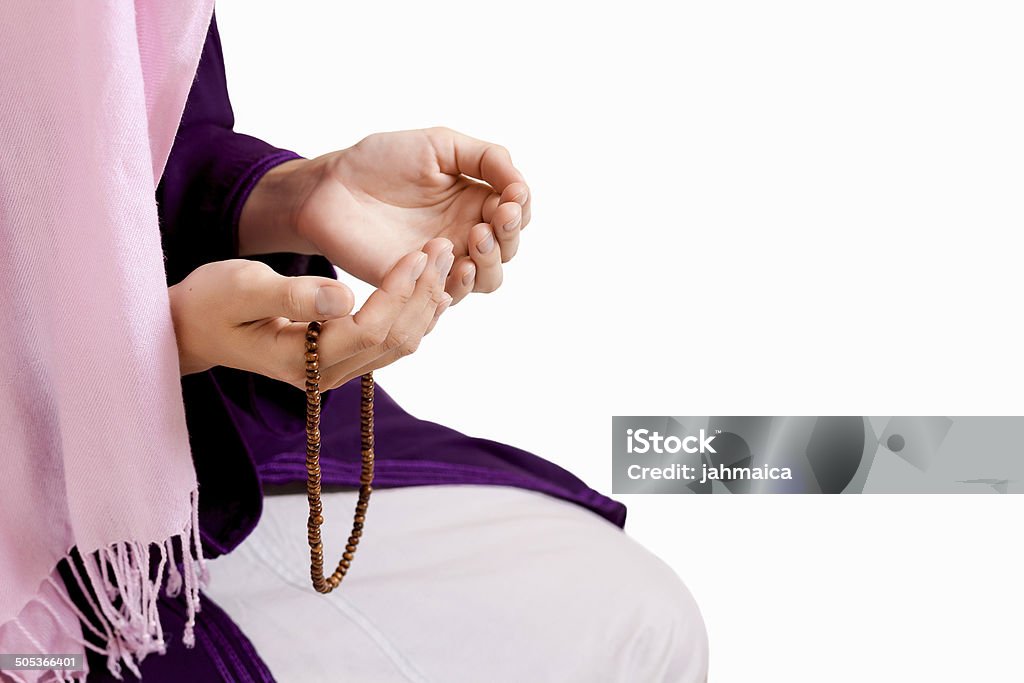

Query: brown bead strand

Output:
[304, 320, 375, 594]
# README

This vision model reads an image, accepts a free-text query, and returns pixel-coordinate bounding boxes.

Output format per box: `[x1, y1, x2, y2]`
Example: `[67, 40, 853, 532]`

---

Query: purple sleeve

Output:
[156, 14, 301, 285]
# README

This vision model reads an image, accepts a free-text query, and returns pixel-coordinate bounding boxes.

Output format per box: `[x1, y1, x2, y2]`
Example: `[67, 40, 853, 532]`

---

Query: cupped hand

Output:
[170, 238, 455, 389]
[240, 128, 530, 305]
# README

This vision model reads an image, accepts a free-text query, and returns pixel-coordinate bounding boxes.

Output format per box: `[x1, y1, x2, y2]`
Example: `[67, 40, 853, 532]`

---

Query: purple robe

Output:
[83, 15, 623, 681]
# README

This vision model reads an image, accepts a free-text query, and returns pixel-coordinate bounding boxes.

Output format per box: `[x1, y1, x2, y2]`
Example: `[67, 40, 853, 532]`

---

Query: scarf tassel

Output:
[0, 489, 206, 682]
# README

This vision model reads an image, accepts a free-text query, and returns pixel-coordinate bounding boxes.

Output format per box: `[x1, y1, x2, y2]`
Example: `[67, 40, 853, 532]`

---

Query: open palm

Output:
[294, 128, 531, 302]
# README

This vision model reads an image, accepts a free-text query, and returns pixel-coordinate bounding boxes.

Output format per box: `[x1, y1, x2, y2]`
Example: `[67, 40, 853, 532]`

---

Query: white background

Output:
[219, 1, 1023, 680]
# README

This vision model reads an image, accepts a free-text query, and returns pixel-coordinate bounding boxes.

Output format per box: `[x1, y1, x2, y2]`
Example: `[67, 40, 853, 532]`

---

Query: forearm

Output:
[236, 158, 321, 256]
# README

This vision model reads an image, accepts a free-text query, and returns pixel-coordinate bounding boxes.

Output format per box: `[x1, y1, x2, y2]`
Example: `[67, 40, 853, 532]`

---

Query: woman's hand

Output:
[238, 128, 531, 306]
[170, 238, 455, 389]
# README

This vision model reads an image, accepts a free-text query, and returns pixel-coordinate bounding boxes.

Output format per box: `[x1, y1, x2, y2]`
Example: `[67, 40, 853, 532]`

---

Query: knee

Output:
[600, 538, 709, 682]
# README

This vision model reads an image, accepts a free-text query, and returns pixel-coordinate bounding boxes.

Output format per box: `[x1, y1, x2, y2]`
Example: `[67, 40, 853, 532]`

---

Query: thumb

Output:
[240, 267, 355, 322]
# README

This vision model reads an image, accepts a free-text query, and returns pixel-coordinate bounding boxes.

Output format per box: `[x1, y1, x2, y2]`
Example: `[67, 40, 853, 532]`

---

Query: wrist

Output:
[168, 280, 214, 375]
[238, 158, 321, 256]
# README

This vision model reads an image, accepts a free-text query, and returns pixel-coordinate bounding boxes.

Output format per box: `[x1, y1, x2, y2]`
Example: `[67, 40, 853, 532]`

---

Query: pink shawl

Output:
[0, 2, 215, 680]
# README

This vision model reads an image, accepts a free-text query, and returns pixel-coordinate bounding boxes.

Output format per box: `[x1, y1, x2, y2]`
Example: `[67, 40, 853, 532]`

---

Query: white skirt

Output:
[205, 485, 708, 683]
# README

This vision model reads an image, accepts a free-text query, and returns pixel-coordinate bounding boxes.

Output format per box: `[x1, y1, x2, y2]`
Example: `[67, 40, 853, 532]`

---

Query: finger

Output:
[320, 254, 452, 389]
[314, 247, 432, 364]
[233, 261, 355, 322]
[489, 201, 522, 263]
[424, 293, 453, 335]
[477, 184, 530, 232]
[430, 127, 524, 194]
[481, 192, 501, 224]
[444, 256, 475, 305]
[348, 289, 452, 381]
[469, 223, 503, 293]
[501, 182, 531, 230]
[253, 248, 430, 387]
[341, 258, 451, 382]
[352, 239, 448, 330]
[366, 238, 452, 348]
[318, 238, 454, 385]
[246, 242, 452, 391]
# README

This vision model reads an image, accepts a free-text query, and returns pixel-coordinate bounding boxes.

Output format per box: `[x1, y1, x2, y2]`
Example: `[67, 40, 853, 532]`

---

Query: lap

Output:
[204, 485, 708, 683]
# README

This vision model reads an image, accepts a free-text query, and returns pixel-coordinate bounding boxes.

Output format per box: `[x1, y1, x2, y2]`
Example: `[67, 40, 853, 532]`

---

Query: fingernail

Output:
[437, 294, 453, 316]
[437, 251, 454, 275]
[477, 232, 495, 254]
[436, 250, 452, 282]
[316, 286, 349, 317]
[409, 252, 428, 282]
[461, 265, 476, 286]
[503, 214, 521, 232]
[514, 190, 528, 205]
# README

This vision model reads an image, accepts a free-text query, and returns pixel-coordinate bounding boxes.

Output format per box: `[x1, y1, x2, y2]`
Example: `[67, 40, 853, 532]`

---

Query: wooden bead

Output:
[305, 321, 374, 594]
